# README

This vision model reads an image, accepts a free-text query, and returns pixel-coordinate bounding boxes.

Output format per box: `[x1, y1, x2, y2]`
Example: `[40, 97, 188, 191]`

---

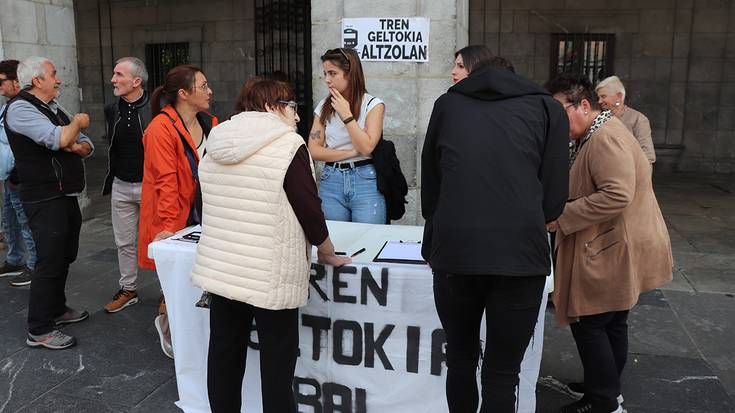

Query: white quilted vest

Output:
[191, 111, 314, 310]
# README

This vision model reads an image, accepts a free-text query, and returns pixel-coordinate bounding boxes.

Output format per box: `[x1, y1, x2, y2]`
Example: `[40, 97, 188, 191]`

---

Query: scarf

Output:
[569, 109, 613, 167]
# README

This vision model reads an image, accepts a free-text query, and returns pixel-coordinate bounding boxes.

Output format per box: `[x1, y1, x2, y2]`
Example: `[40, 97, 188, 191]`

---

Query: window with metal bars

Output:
[255, 0, 312, 138]
[145, 42, 190, 93]
[550, 34, 615, 84]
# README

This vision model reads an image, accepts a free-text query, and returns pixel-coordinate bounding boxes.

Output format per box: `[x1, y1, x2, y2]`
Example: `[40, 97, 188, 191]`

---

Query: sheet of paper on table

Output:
[373, 240, 426, 264]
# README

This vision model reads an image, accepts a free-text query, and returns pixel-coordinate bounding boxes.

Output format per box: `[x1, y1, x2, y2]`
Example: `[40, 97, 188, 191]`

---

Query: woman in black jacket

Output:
[421, 45, 569, 412]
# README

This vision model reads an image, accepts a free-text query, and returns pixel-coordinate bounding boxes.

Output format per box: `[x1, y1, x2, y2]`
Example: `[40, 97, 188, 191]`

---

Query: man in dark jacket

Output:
[4, 56, 94, 350]
[421, 51, 568, 412]
[102, 57, 151, 313]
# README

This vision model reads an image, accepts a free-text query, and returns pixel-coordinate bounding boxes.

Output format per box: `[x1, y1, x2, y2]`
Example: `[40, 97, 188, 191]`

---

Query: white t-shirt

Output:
[314, 93, 384, 162]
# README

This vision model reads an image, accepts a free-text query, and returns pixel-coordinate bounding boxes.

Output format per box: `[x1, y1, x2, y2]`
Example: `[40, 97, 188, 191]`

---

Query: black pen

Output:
[351, 248, 366, 258]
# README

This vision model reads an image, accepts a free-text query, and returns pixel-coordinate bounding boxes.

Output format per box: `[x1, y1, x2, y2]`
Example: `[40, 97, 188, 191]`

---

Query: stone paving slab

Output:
[0, 172, 734, 412]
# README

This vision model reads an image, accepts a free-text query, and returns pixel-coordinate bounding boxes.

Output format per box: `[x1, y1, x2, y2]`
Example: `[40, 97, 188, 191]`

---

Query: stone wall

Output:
[469, 0, 735, 173]
[312, 0, 469, 225]
[73, 0, 257, 143]
[0, 0, 81, 113]
[0, 0, 88, 209]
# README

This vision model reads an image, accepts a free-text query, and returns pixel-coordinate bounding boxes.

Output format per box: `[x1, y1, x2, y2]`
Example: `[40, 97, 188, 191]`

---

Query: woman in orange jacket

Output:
[139, 64, 217, 358]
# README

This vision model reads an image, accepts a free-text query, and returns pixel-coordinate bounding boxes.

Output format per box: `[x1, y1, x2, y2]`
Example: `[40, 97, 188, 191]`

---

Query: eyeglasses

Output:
[563, 102, 578, 111]
[278, 100, 299, 111]
[0, 77, 16, 84]
[195, 82, 210, 93]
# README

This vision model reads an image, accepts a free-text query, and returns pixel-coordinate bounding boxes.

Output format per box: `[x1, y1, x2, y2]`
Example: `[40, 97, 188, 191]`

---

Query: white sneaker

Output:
[154, 314, 174, 359]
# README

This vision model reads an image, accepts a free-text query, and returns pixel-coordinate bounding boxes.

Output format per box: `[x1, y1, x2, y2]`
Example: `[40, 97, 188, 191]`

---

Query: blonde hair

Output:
[596, 75, 626, 100]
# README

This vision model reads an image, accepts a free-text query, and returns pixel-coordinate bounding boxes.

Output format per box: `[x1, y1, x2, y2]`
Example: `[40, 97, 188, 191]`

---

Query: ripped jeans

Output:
[433, 272, 546, 413]
[318, 163, 387, 224]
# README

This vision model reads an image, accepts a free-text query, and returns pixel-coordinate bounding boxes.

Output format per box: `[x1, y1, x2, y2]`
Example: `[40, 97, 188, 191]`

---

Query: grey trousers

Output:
[111, 178, 142, 291]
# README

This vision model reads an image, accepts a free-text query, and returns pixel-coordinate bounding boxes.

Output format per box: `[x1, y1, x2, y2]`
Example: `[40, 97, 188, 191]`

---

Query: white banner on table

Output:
[242, 262, 548, 413]
[342, 17, 430, 62]
[150, 224, 549, 413]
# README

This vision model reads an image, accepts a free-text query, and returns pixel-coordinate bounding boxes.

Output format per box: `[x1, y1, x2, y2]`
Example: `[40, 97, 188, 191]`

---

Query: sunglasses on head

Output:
[326, 48, 350, 66]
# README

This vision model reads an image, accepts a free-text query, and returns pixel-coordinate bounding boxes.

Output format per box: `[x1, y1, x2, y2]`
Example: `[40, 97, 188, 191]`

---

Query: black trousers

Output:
[24, 196, 81, 335]
[433, 272, 546, 413]
[570, 310, 629, 409]
[207, 294, 299, 413]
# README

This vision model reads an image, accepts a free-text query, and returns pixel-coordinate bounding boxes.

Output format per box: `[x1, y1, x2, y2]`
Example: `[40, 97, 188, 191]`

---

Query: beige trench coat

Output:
[617, 105, 655, 164]
[552, 117, 672, 325]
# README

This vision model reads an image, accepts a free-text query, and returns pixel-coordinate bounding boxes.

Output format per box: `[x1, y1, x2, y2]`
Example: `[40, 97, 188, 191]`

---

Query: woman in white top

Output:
[308, 48, 387, 224]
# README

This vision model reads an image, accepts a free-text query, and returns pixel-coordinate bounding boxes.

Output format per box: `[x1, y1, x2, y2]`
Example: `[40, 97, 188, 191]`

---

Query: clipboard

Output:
[373, 240, 427, 265]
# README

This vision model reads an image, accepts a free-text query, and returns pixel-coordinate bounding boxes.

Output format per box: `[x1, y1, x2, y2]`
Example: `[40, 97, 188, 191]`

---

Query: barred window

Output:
[145, 42, 190, 92]
[550, 34, 615, 84]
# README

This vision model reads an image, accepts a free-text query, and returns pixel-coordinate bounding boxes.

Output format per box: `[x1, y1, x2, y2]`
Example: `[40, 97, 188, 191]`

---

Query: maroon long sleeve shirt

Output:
[282, 145, 329, 245]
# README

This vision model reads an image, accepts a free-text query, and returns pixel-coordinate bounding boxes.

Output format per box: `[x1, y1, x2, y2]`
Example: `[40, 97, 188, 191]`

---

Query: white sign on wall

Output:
[342, 17, 430, 62]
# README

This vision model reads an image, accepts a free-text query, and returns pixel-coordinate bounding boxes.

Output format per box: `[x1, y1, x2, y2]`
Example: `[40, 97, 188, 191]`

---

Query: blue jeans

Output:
[2, 181, 37, 270]
[319, 164, 387, 224]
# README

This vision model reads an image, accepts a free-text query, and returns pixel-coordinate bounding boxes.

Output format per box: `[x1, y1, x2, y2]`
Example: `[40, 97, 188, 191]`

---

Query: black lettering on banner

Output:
[310, 263, 329, 302]
[323, 382, 353, 413]
[302, 314, 332, 361]
[294, 376, 322, 413]
[333, 266, 358, 304]
[355, 388, 367, 413]
[364, 323, 395, 370]
[431, 328, 447, 376]
[399, 18, 409, 30]
[295, 378, 368, 413]
[360, 267, 388, 306]
[333, 320, 363, 366]
[406, 326, 420, 373]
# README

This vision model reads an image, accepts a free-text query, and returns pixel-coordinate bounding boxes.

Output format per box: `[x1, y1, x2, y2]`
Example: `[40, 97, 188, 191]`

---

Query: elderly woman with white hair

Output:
[595, 76, 655, 164]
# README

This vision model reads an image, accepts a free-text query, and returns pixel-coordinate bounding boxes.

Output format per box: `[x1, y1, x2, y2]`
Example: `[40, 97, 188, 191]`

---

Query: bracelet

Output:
[342, 115, 355, 125]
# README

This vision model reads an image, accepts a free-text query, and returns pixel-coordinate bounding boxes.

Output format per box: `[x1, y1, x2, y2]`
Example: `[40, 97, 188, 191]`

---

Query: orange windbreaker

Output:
[138, 105, 217, 269]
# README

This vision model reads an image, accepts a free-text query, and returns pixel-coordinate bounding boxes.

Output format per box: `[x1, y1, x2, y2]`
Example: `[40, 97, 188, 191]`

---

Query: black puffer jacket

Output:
[421, 66, 569, 276]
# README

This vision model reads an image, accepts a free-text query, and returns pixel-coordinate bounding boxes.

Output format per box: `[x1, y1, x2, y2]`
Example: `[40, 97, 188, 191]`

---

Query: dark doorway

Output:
[255, 0, 312, 138]
[145, 42, 191, 93]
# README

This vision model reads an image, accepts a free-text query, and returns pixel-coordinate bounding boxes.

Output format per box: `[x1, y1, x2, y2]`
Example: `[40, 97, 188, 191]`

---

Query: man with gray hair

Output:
[2, 56, 94, 350]
[102, 57, 152, 313]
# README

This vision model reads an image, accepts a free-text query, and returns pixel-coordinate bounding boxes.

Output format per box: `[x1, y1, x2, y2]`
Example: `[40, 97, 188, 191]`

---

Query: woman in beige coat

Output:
[545, 75, 672, 413]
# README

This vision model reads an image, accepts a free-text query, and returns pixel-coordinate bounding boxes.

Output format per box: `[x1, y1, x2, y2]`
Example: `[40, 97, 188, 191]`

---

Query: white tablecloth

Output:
[149, 221, 551, 413]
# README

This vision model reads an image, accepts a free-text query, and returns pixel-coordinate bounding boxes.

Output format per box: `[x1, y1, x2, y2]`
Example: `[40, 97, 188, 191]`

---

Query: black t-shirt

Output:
[112, 94, 146, 183]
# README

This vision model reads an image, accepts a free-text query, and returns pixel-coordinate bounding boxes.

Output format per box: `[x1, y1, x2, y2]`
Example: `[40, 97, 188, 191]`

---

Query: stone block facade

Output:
[469, 0, 735, 173]
[0, 0, 88, 211]
[73, 0, 257, 144]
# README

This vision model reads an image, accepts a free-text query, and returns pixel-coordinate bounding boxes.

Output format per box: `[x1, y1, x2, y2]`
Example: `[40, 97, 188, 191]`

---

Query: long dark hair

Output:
[454, 45, 495, 74]
[151, 64, 203, 115]
[319, 48, 367, 124]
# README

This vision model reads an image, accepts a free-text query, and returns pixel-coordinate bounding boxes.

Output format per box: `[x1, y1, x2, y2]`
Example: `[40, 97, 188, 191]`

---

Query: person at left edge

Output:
[0, 59, 38, 288]
[3, 56, 95, 350]
[102, 57, 151, 314]
[139, 64, 217, 359]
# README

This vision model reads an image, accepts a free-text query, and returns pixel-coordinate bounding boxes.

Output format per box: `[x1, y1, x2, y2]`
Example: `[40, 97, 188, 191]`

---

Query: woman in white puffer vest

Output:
[190, 78, 351, 413]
